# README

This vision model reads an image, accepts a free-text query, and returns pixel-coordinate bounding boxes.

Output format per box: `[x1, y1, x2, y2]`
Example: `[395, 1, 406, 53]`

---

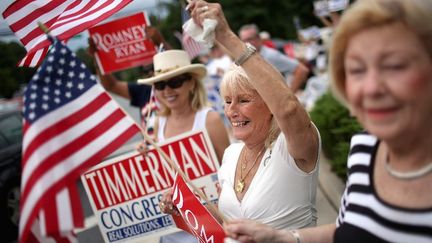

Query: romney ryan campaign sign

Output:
[81, 130, 221, 243]
[89, 12, 157, 74]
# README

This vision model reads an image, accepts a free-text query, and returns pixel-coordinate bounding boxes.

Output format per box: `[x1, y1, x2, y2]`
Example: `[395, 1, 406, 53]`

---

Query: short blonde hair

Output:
[220, 65, 280, 148]
[158, 73, 209, 116]
[330, 0, 432, 104]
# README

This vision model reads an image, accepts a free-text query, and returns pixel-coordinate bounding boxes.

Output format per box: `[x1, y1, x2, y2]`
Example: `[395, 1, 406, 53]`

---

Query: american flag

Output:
[179, 5, 203, 59]
[20, 38, 141, 242]
[2, 0, 132, 67]
[140, 89, 159, 138]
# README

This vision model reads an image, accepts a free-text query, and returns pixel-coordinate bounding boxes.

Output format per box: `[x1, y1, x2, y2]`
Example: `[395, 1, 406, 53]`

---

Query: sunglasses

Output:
[153, 74, 191, 91]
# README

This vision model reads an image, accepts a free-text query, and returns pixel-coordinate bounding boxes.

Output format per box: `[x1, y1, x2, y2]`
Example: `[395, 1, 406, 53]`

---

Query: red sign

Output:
[172, 174, 225, 243]
[81, 130, 221, 242]
[89, 12, 157, 74]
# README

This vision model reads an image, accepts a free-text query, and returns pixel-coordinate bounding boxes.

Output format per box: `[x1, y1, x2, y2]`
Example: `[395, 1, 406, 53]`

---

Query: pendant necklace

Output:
[384, 151, 432, 180]
[235, 147, 265, 193]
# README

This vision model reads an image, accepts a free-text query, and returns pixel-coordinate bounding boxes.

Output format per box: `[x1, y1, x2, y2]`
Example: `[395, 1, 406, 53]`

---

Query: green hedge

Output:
[309, 92, 363, 181]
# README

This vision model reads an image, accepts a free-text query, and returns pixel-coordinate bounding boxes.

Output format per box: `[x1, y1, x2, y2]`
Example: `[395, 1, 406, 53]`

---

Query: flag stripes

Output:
[2, 0, 132, 66]
[20, 39, 140, 242]
[179, 3, 203, 59]
[182, 32, 203, 59]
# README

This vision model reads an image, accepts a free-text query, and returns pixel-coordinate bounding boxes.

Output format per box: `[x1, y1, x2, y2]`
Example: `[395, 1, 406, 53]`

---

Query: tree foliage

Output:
[0, 42, 35, 98]
[153, 0, 320, 43]
[310, 92, 363, 181]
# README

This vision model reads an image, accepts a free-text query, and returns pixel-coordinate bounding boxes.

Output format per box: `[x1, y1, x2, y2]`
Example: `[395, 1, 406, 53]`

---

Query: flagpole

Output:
[37, 22, 50, 34]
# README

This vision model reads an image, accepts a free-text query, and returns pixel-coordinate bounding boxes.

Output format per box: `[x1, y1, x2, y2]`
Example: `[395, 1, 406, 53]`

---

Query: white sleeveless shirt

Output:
[157, 107, 212, 141]
[218, 132, 320, 230]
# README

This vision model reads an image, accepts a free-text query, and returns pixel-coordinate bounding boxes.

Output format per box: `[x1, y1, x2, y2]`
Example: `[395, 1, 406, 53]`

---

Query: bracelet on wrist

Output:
[234, 42, 257, 66]
[289, 230, 302, 243]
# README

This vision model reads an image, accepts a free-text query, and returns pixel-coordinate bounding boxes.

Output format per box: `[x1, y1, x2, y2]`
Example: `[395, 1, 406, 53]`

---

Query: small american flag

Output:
[140, 88, 159, 139]
[2, 0, 132, 67]
[20, 38, 140, 242]
[179, 4, 203, 59]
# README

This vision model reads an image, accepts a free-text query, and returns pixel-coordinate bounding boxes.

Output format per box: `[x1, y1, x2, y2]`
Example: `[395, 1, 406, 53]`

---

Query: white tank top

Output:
[218, 131, 320, 230]
[157, 107, 212, 141]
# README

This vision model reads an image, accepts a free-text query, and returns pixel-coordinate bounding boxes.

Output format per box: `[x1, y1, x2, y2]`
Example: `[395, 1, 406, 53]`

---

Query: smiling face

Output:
[154, 74, 194, 112]
[224, 88, 272, 145]
[344, 22, 432, 142]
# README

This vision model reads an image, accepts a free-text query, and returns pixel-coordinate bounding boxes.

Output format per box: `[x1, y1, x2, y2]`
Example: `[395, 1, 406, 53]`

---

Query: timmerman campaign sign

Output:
[89, 12, 157, 74]
[81, 130, 221, 243]
[171, 174, 225, 243]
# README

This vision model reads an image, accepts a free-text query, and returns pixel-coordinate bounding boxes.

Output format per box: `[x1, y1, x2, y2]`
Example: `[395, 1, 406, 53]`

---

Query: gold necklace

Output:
[235, 147, 265, 193]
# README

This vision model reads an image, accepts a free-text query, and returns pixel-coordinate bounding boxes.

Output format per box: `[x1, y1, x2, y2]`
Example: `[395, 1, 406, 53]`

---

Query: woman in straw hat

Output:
[137, 49, 230, 243]
[192, 0, 431, 242]
[137, 49, 229, 161]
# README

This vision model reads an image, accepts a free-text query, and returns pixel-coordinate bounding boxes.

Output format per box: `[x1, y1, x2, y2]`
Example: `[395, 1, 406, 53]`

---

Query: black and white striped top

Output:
[334, 132, 432, 243]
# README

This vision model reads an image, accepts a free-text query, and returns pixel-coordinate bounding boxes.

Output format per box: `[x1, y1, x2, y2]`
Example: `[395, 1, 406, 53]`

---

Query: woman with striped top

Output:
[221, 0, 432, 242]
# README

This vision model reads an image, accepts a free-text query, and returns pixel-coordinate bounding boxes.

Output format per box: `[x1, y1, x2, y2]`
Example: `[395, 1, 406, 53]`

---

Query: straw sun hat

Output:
[137, 50, 207, 85]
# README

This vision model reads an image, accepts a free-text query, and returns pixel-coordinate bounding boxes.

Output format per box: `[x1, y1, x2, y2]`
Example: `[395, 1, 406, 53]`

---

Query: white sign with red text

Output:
[81, 130, 220, 243]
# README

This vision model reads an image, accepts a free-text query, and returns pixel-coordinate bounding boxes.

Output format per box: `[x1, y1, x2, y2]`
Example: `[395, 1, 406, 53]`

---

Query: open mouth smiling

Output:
[232, 121, 249, 127]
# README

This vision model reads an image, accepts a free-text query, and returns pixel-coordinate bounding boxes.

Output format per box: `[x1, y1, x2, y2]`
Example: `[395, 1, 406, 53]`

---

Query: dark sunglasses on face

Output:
[153, 74, 191, 91]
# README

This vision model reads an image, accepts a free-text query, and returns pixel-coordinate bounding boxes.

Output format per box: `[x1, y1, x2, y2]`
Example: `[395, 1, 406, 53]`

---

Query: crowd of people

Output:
[90, 0, 432, 242]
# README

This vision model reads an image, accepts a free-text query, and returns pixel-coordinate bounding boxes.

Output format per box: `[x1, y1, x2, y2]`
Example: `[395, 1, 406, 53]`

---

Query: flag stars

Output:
[33, 74, 39, 81]
[59, 58, 65, 65]
[79, 73, 85, 79]
[65, 92, 72, 98]
[77, 83, 84, 90]
[60, 48, 67, 54]
[70, 61, 76, 67]
[90, 75, 96, 80]
[30, 93, 37, 99]
[48, 56, 54, 62]
[67, 82, 73, 88]
[29, 103, 36, 110]
[54, 97, 61, 104]
[56, 79, 62, 86]
[68, 71, 75, 78]
[29, 112, 36, 120]
[43, 87, 50, 93]
[54, 89, 60, 95]
[57, 69, 64, 75]
[44, 77, 51, 83]
[42, 103, 49, 110]
[46, 66, 53, 73]
[42, 95, 49, 101]
[80, 63, 86, 69]
[31, 84, 37, 90]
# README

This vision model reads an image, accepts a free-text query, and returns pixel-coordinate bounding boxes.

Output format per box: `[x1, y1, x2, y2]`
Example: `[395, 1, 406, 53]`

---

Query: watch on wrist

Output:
[234, 42, 257, 66]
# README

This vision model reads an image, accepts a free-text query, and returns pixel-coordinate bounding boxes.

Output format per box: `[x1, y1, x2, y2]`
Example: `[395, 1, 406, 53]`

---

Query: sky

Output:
[0, 0, 168, 50]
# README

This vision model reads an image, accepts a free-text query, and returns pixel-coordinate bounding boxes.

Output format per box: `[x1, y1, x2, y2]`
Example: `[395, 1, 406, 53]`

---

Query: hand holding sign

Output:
[171, 174, 226, 243]
[159, 189, 180, 216]
[89, 12, 157, 74]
